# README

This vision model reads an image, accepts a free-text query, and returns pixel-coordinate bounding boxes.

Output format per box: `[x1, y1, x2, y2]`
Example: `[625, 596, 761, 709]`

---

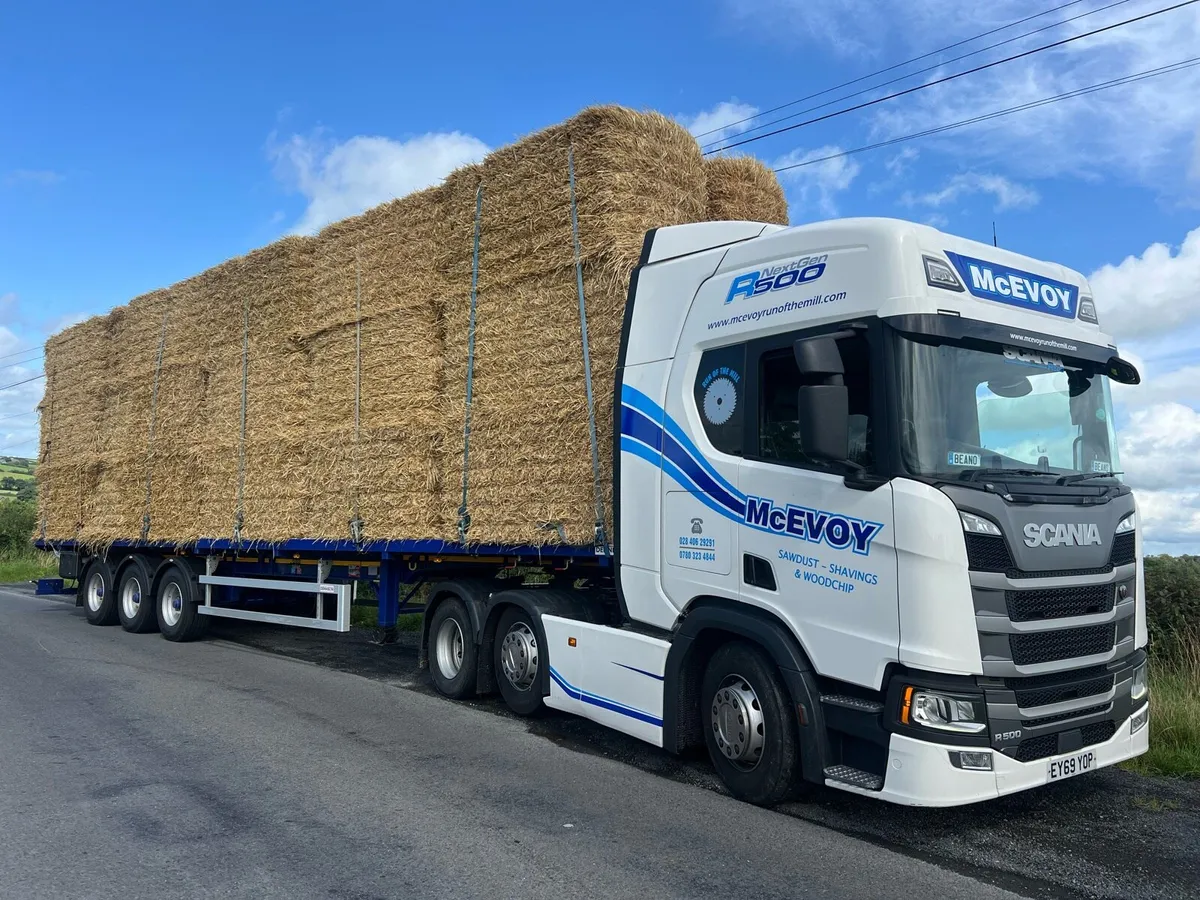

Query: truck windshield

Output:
[894, 334, 1122, 480]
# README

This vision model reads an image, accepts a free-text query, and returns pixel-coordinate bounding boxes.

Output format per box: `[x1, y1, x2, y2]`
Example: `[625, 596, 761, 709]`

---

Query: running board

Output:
[198, 574, 352, 632]
[824, 765, 884, 791]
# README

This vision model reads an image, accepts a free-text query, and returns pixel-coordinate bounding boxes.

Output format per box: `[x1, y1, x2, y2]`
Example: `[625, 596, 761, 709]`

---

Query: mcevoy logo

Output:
[1023, 523, 1102, 548]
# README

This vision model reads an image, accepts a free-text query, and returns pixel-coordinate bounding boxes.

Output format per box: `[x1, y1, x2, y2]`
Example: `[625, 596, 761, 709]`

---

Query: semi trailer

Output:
[43, 216, 1149, 807]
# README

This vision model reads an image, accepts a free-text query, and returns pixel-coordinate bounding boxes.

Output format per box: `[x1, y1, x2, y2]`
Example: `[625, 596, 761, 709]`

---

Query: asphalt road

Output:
[0, 586, 1035, 900]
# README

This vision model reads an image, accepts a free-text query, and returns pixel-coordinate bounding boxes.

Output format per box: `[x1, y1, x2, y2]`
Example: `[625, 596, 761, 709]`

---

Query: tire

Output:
[494, 606, 543, 716]
[117, 557, 158, 633]
[81, 559, 119, 626]
[427, 596, 477, 700]
[701, 641, 801, 807]
[156, 565, 209, 642]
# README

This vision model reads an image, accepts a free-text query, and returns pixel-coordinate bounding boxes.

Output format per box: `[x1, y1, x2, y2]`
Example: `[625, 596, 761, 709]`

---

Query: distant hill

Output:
[0, 456, 36, 501]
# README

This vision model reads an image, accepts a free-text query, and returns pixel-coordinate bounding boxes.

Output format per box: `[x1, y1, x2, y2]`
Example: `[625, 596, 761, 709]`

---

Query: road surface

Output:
[0, 586, 1032, 900]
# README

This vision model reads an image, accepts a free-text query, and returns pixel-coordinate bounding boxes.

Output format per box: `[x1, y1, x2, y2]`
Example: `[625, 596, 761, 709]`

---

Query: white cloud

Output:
[885, 147, 919, 176]
[903, 172, 1039, 211]
[270, 129, 490, 234]
[679, 101, 760, 144]
[773, 146, 860, 217]
[1090, 225, 1200, 342]
[732, 1, 1200, 195]
[4, 169, 63, 187]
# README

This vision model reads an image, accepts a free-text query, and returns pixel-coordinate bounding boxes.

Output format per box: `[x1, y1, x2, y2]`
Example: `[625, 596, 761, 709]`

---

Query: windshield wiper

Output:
[1057, 471, 1124, 485]
[959, 467, 1051, 482]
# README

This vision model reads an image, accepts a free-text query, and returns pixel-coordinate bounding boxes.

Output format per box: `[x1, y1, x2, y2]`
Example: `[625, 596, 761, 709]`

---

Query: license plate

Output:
[1047, 749, 1096, 782]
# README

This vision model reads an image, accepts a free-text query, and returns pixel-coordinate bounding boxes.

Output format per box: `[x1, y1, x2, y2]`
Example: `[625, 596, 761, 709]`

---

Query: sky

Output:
[1, 0, 1199, 553]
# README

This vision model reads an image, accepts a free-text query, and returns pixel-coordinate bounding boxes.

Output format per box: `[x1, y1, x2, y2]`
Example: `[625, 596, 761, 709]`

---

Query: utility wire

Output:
[0, 437, 38, 456]
[0, 345, 45, 364]
[772, 56, 1200, 173]
[708, 0, 1199, 155]
[704, 0, 1137, 151]
[0, 409, 38, 422]
[0, 374, 46, 392]
[693, 0, 1092, 140]
[0, 354, 43, 374]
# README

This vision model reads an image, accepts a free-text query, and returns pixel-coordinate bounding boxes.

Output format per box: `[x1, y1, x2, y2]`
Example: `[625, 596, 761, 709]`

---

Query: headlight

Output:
[960, 511, 1002, 536]
[1132, 662, 1148, 701]
[1116, 513, 1136, 535]
[901, 687, 986, 734]
[923, 255, 964, 292]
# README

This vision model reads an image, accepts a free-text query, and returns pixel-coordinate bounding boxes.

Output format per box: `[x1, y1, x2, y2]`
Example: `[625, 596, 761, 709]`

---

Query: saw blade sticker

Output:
[703, 376, 738, 425]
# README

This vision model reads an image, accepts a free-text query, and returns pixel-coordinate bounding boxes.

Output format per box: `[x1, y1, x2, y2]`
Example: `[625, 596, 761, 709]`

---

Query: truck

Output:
[43, 216, 1148, 807]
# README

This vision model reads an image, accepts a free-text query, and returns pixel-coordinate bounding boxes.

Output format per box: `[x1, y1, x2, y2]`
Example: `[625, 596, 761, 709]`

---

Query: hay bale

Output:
[38, 105, 790, 548]
[703, 156, 789, 225]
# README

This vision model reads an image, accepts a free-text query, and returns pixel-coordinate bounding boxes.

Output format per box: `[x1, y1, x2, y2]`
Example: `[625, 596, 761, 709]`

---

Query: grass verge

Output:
[0, 550, 58, 583]
[350, 604, 423, 632]
[1123, 631, 1200, 778]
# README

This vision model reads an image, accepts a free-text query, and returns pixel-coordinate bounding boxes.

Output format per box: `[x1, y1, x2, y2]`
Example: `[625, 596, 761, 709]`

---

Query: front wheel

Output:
[701, 641, 801, 807]
[494, 607, 543, 716]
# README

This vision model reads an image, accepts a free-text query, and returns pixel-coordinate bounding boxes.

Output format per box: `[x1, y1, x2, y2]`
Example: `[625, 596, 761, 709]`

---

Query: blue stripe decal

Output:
[621, 385, 743, 501]
[620, 405, 663, 454]
[549, 666, 663, 727]
[612, 662, 665, 681]
[660, 431, 745, 517]
[619, 438, 744, 525]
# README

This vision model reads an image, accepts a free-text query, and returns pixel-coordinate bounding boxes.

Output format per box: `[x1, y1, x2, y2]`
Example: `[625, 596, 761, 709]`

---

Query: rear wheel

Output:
[156, 566, 208, 642]
[495, 606, 543, 716]
[117, 557, 157, 633]
[701, 641, 800, 807]
[427, 596, 477, 699]
[81, 559, 118, 626]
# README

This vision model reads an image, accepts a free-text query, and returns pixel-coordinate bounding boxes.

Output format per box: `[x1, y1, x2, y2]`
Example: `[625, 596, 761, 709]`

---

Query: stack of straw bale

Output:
[37, 107, 788, 548]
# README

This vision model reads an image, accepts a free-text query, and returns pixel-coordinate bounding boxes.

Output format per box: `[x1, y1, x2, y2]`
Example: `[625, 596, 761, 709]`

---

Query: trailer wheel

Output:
[701, 641, 800, 807]
[495, 606, 543, 716]
[117, 557, 157, 634]
[156, 566, 209, 642]
[427, 596, 477, 700]
[81, 559, 118, 626]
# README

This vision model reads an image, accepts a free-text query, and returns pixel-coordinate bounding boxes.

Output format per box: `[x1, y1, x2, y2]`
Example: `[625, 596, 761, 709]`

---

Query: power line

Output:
[708, 0, 1199, 155]
[0, 409, 38, 422]
[704, 0, 1137, 151]
[693, 0, 1092, 140]
[0, 374, 46, 393]
[0, 354, 43, 374]
[772, 56, 1200, 173]
[0, 345, 45, 363]
[0, 437, 38, 456]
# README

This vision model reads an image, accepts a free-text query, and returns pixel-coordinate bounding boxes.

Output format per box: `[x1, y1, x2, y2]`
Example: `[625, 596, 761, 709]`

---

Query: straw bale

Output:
[39, 104, 792, 548]
[703, 156, 789, 225]
[437, 106, 706, 290]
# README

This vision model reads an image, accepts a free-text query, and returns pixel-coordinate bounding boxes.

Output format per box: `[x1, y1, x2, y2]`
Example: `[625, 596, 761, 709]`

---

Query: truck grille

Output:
[1008, 670, 1114, 709]
[1005, 584, 1115, 622]
[1022, 703, 1110, 728]
[1009, 624, 1116, 666]
[1110, 532, 1135, 566]
[1009, 719, 1119, 762]
[965, 534, 1013, 572]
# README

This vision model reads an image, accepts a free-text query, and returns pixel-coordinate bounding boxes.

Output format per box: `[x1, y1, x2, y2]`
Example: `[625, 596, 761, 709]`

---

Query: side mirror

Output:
[1106, 355, 1140, 385]
[793, 334, 849, 463]
[796, 384, 849, 462]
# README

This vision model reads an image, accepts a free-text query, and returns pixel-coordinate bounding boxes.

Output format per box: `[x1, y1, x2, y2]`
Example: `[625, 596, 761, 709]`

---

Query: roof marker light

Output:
[924, 256, 964, 292]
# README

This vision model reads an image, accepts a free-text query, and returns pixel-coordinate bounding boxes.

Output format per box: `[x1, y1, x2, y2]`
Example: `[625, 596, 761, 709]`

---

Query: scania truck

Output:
[47, 217, 1149, 807]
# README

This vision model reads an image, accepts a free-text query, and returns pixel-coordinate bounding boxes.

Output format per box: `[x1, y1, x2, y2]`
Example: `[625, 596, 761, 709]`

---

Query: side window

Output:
[756, 332, 874, 470]
[694, 344, 746, 456]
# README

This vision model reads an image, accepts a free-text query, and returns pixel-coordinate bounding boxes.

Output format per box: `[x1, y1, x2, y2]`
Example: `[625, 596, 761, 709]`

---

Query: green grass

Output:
[1123, 632, 1200, 778]
[0, 550, 59, 583]
[350, 604, 423, 632]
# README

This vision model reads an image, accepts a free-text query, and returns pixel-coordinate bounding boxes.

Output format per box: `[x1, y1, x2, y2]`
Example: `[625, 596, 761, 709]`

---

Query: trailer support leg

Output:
[375, 559, 402, 644]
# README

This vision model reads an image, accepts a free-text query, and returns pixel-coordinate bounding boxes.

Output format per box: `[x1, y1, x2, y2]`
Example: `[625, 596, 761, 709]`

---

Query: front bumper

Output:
[826, 706, 1149, 807]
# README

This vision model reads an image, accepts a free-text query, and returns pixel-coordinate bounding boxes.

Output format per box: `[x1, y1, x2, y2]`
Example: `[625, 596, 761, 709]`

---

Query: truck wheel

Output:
[701, 641, 800, 807]
[428, 596, 477, 700]
[495, 606, 543, 716]
[156, 566, 209, 642]
[81, 559, 118, 626]
[117, 557, 157, 633]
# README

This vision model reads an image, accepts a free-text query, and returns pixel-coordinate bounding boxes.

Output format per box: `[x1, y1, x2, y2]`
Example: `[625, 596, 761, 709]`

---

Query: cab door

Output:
[737, 322, 899, 690]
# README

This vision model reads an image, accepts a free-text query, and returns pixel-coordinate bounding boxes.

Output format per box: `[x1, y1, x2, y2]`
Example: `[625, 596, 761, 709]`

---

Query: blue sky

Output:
[2, 0, 1199, 550]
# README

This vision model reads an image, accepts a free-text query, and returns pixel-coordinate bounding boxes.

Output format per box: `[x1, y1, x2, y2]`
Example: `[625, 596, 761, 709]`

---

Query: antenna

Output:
[993, 221, 998, 247]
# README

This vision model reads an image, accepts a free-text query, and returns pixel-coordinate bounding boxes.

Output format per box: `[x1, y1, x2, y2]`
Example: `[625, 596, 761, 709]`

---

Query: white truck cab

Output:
[541, 217, 1148, 806]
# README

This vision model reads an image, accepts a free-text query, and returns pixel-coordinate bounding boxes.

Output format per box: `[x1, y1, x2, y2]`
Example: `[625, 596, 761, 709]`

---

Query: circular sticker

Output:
[1096, 408, 1106, 422]
[703, 376, 738, 425]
